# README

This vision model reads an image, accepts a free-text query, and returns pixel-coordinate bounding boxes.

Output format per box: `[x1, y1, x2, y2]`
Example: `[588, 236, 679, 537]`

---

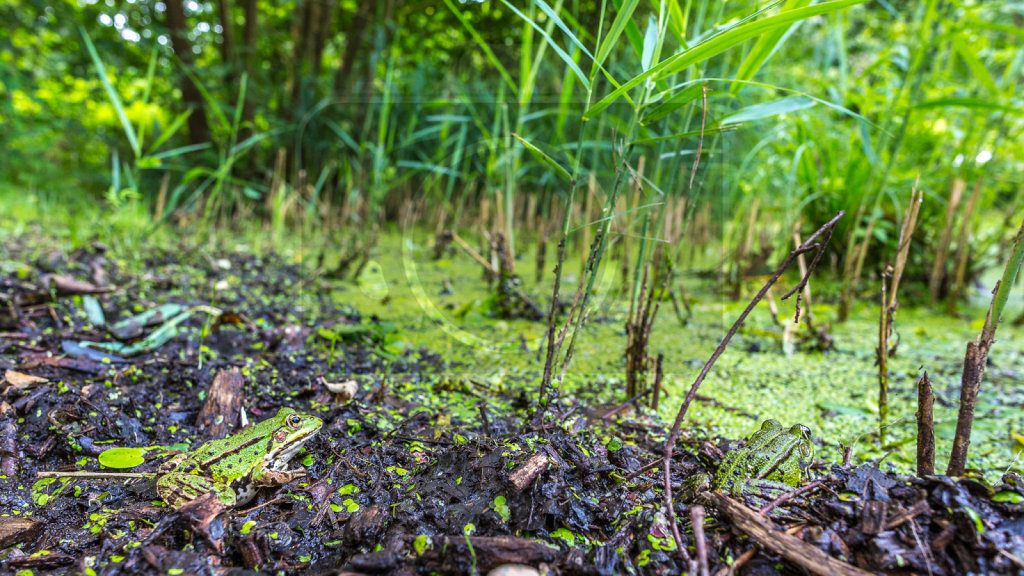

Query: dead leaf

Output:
[3, 370, 48, 389]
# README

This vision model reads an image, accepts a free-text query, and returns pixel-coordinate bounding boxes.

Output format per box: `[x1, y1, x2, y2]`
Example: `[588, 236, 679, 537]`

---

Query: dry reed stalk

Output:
[877, 183, 923, 444]
[929, 178, 965, 303]
[948, 177, 984, 314]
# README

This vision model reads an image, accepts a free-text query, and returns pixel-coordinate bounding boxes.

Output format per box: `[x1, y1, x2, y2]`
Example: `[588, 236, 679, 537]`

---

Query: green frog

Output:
[156, 407, 323, 508]
[711, 419, 813, 496]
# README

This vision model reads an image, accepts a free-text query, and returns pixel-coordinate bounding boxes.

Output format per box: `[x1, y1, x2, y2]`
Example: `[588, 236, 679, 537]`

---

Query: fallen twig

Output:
[758, 479, 826, 516]
[709, 491, 874, 576]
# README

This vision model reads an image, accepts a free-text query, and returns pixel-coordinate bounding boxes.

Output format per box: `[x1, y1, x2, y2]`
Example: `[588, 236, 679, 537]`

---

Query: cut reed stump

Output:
[917, 372, 935, 476]
[947, 217, 1024, 476]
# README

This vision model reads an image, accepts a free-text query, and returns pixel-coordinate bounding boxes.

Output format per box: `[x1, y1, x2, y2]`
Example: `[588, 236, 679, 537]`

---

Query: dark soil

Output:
[1, 238, 1022, 575]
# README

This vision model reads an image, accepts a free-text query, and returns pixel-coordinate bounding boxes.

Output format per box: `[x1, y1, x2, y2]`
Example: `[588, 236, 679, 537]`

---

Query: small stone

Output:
[487, 564, 540, 576]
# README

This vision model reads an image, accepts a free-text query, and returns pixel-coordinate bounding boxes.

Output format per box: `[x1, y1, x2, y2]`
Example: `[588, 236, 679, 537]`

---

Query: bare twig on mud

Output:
[947, 217, 1024, 476]
[36, 471, 153, 479]
[661, 212, 844, 552]
[709, 491, 875, 576]
[759, 478, 826, 516]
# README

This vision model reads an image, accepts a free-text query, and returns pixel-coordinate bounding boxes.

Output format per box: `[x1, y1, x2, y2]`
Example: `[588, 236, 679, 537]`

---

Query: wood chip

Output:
[196, 369, 245, 439]
[0, 517, 40, 549]
[508, 454, 548, 491]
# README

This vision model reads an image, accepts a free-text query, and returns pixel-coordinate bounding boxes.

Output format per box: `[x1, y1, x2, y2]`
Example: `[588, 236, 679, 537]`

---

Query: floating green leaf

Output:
[98, 447, 148, 469]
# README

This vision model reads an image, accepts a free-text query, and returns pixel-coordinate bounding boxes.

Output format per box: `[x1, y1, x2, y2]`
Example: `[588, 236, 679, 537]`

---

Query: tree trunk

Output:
[332, 0, 374, 98]
[239, 0, 258, 142]
[288, 0, 313, 110]
[215, 0, 237, 69]
[164, 0, 209, 145]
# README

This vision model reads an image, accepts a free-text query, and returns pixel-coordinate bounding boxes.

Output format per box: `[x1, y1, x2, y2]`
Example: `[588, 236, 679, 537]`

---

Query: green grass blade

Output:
[79, 26, 139, 156]
[530, 0, 594, 60]
[596, 0, 640, 66]
[137, 45, 160, 151]
[952, 36, 999, 97]
[630, 124, 737, 145]
[502, 0, 590, 88]
[730, 0, 812, 96]
[151, 142, 212, 160]
[179, 63, 229, 133]
[720, 95, 815, 124]
[513, 133, 572, 181]
[147, 110, 193, 155]
[585, 0, 869, 119]
[914, 97, 1020, 114]
[642, 82, 707, 124]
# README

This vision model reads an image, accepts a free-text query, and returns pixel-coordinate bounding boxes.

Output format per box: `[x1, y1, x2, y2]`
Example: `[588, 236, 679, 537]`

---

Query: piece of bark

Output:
[0, 420, 19, 476]
[435, 536, 557, 572]
[178, 491, 227, 553]
[196, 369, 245, 439]
[708, 491, 875, 576]
[508, 454, 548, 492]
[0, 518, 40, 548]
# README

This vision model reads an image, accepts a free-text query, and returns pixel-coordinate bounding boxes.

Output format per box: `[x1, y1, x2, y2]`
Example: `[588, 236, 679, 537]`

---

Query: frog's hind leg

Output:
[252, 466, 307, 487]
[157, 473, 238, 508]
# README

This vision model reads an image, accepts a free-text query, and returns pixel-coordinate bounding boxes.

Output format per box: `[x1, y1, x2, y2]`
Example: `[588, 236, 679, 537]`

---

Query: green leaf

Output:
[993, 491, 1024, 504]
[82, 296, 105, 327]
[512, 133, 572, 181]
[414, 534, 431, 555]
[721, 96, 815, 124]
[492, 495, 511, 522]
[730, 0, 812, 96]
[585, 0, 869, 119]
[98, 447, 147, 469]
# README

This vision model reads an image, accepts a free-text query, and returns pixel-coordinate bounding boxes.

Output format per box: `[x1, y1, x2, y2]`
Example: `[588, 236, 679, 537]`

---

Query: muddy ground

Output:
[1, 237, 1023, 575]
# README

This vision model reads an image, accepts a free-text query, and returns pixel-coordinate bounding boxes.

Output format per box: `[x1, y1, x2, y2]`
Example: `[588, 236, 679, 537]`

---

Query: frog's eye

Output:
[288, 415, 302, 428]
